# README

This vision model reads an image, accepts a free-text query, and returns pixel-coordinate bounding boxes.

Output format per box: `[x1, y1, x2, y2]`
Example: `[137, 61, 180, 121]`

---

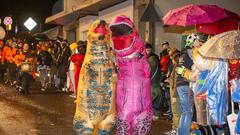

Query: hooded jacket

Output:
[176, 47, 194, 87]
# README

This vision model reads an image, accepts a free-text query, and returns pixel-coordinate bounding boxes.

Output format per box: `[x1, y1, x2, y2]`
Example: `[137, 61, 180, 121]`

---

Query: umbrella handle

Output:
[231, 101, 235, 114]
[239, 104, 240, 112]
[230, 85, 235, 114]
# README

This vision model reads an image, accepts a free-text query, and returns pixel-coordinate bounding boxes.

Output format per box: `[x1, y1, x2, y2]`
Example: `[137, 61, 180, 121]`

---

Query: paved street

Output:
[0, 81, 171, 135]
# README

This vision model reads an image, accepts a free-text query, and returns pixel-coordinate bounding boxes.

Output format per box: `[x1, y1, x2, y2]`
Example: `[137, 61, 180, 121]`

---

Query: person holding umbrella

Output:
[197, 30, 240, 134]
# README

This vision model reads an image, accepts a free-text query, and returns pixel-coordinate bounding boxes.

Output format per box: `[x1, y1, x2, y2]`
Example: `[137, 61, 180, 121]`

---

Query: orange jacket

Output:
[2, 46, 10, 63]
[14, 54, 25, 66]
[5, 48, 17, 63]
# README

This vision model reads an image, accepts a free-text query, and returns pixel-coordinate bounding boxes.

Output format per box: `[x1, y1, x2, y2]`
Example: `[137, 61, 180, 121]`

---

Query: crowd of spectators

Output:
[0, 37, 86, 95]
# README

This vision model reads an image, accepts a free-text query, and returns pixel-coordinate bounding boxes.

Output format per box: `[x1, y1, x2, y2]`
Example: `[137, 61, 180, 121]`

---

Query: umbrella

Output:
[196, 10, 240, 34]
[163, 4, 229, 26]
[196, 18, 239, 34]
[198, 30, 240, 59]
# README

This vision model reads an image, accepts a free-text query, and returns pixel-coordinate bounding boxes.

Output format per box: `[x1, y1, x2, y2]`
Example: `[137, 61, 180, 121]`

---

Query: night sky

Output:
[0, 0, 58, 37]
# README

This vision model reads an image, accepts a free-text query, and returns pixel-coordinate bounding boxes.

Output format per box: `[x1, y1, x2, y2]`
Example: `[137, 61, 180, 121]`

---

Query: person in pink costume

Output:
[109, 15, 152, 135]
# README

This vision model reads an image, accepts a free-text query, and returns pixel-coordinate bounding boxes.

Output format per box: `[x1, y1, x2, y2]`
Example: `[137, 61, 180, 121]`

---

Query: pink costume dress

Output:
[110, 15, 152, 135]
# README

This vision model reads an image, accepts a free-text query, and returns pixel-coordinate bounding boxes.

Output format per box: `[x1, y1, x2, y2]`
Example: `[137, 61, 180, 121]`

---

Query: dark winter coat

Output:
[147, 52, 162, 99]
[37, 51, 52, 67]
[57, 46, 71, 78]
[176, 47, 194, 87]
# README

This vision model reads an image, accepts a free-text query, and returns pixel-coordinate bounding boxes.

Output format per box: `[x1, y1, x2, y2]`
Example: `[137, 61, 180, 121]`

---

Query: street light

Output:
[4, 16, 13, 31]
[24, 17, 37, 32]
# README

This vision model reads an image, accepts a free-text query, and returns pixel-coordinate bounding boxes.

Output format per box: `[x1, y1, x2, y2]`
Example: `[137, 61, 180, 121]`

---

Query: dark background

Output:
[0, 0, 59, 38]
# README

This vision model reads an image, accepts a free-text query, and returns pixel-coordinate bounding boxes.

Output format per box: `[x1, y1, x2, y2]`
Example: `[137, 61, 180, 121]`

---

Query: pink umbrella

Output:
[196, 18, 239, 34]
[163, 4, 229, 26]
[196, 10, 240, 34]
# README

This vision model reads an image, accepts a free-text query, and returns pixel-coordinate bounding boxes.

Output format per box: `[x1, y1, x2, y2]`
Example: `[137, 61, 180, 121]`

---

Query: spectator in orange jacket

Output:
[6, 42, 18, 85]
[2, 42, 10, 64]
[14, 49, 25, 67]
[15, 49, 25, 90]
[5, 44, 17, 63]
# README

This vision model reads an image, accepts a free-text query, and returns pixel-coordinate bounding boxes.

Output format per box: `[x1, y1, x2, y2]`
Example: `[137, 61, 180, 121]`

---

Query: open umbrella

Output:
[196, 18, 239, 35]
[196, 10, 240, 34]
[198, 30, 240, 59]
[163, 4, 229, 26]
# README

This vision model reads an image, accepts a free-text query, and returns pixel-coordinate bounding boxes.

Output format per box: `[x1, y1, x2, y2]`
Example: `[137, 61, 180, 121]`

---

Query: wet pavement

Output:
[0, 81, 171, 135]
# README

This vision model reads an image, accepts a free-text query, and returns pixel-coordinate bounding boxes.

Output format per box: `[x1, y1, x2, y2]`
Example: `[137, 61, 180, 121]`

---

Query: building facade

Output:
[46, 0, 240, 53]
[46, 0, 133, 43]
